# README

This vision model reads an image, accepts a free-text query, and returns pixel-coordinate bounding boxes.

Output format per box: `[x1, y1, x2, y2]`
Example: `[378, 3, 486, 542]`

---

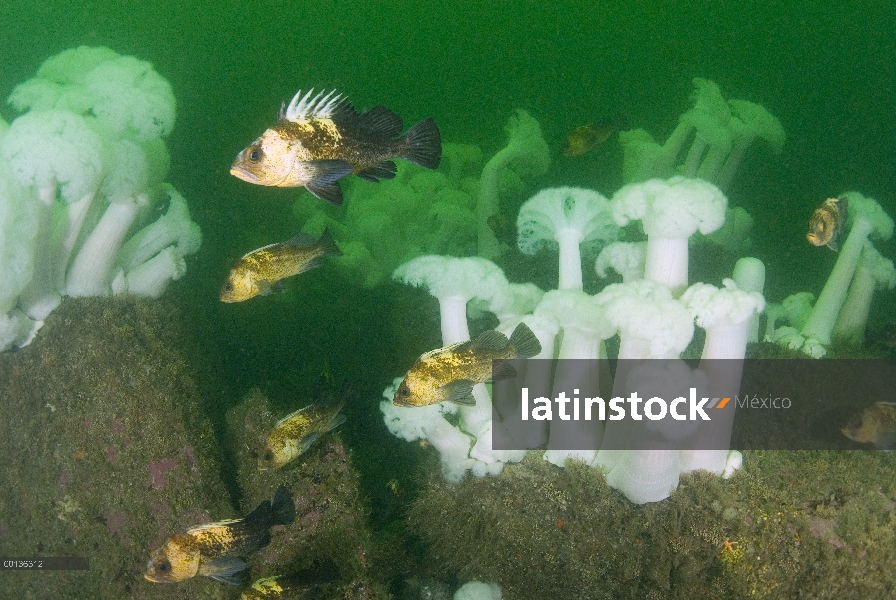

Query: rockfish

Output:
[842, 401, 896, 450]
[241, 575, 338, 599]
[394, 322, 542, 407]
[562, 113, 628, 157]
[259, 392, 346, 470]
[220, 230, 341, 302]
[231, 89, 442, 205]
[807, 196, 847, 251]
[144, 486, 296, 585]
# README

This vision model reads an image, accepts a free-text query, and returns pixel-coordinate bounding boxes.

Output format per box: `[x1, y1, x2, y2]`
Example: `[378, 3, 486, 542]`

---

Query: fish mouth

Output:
[230, 165, 259, 182]
[230, 164, 295, 187]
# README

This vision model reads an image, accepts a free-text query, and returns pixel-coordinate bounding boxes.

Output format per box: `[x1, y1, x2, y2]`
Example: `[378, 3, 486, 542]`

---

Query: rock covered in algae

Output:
[407, 451, 896, 600]
[0, 297, 234, 599]
[226, 388, 390, 599]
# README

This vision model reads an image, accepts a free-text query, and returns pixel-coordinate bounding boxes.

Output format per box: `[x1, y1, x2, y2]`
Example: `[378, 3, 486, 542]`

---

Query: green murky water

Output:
[1, 2, 895, 598]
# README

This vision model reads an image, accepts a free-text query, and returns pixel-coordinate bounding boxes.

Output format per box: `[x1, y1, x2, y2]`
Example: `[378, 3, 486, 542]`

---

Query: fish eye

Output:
[398, 387, 410, 396]
[222, 283, 233, 292]
[248, 147, 262, 162]
[263, 452, 273, 461]
[157, 560, 170, 573]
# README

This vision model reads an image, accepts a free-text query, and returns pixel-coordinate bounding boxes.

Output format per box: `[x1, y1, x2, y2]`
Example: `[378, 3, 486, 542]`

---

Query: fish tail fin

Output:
[269, 485, 297, 526]
[243, 485, 296, 533]
[400, 118, 442, 169]
[509, 322, 542, 359]
[317, 228, 343, 259]
[314, 387, 347, 411]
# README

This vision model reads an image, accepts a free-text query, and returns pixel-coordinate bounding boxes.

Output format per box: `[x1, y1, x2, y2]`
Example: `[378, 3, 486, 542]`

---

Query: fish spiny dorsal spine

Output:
[285, 89, 344, 121]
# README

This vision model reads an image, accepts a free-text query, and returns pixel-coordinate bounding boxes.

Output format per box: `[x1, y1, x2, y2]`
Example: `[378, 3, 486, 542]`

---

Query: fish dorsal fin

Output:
[327, 104, 404, 138]
[470, 330, 510, 352]
[273, 406, 309, 428]
[353, 105, 404, 137]
[240, 241, 280, 260]
[874, 401, 896, 409]
[509, 322, 542, 358]
[240, 232, 322, 260]
[449, 340, 473, 354]
[836, 196, 849, 220]
[186, 518, 242, 534]
[419, 346, 449, 361]
[282, 232, 319, 249]
[284, 89, 346, 122]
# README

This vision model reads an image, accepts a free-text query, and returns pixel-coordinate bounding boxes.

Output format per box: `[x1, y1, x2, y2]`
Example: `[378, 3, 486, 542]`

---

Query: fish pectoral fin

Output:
[305, 180, 344, 205]
[298, 432, 321, 452]
[877, 432, 896, 450]
[201, 556, 247, 586]
[442, 380, 476, 406]
[326, 412, 347, 432]
[305, 159, 353, 184]
[304, 159, 352, 205]
[827, 240, 839, 252]
[490, 360, 517, 381]
[298, 256, 325, 274]
[260, 281, 286, 296]
[357, 160, 397, 182]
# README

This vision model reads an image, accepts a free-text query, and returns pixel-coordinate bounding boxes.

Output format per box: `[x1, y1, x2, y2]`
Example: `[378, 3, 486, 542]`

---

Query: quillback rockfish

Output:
[231, 89, 441, 205]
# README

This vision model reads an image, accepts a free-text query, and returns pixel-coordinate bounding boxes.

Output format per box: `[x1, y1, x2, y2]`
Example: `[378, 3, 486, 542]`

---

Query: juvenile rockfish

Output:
[241, 575, 338, 599]
[394, 322, 542, 407]
[258, 392, 346, 470]
[842, 401, 896, 450]
[231, 89, 442, 205]
[807, 196, 848, 251]
[220, 230, 341, 302]
[562, 113, 628, 157]
[144, 486, 296, 585]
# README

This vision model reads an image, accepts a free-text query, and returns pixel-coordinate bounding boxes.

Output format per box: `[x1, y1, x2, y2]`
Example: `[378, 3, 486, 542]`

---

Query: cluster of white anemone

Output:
[0, 46, 201, 352]
[765, 190, 894, 357]
[381, 178, 763, 503]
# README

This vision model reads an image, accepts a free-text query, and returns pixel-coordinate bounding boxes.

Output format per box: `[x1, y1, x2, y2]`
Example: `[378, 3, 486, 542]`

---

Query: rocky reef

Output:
[407, 450, 896, 599]
[0, 297, 232, 599]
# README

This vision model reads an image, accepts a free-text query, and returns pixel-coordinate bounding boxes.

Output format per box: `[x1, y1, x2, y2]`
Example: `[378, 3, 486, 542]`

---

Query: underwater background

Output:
[1, 1, 895, 598]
